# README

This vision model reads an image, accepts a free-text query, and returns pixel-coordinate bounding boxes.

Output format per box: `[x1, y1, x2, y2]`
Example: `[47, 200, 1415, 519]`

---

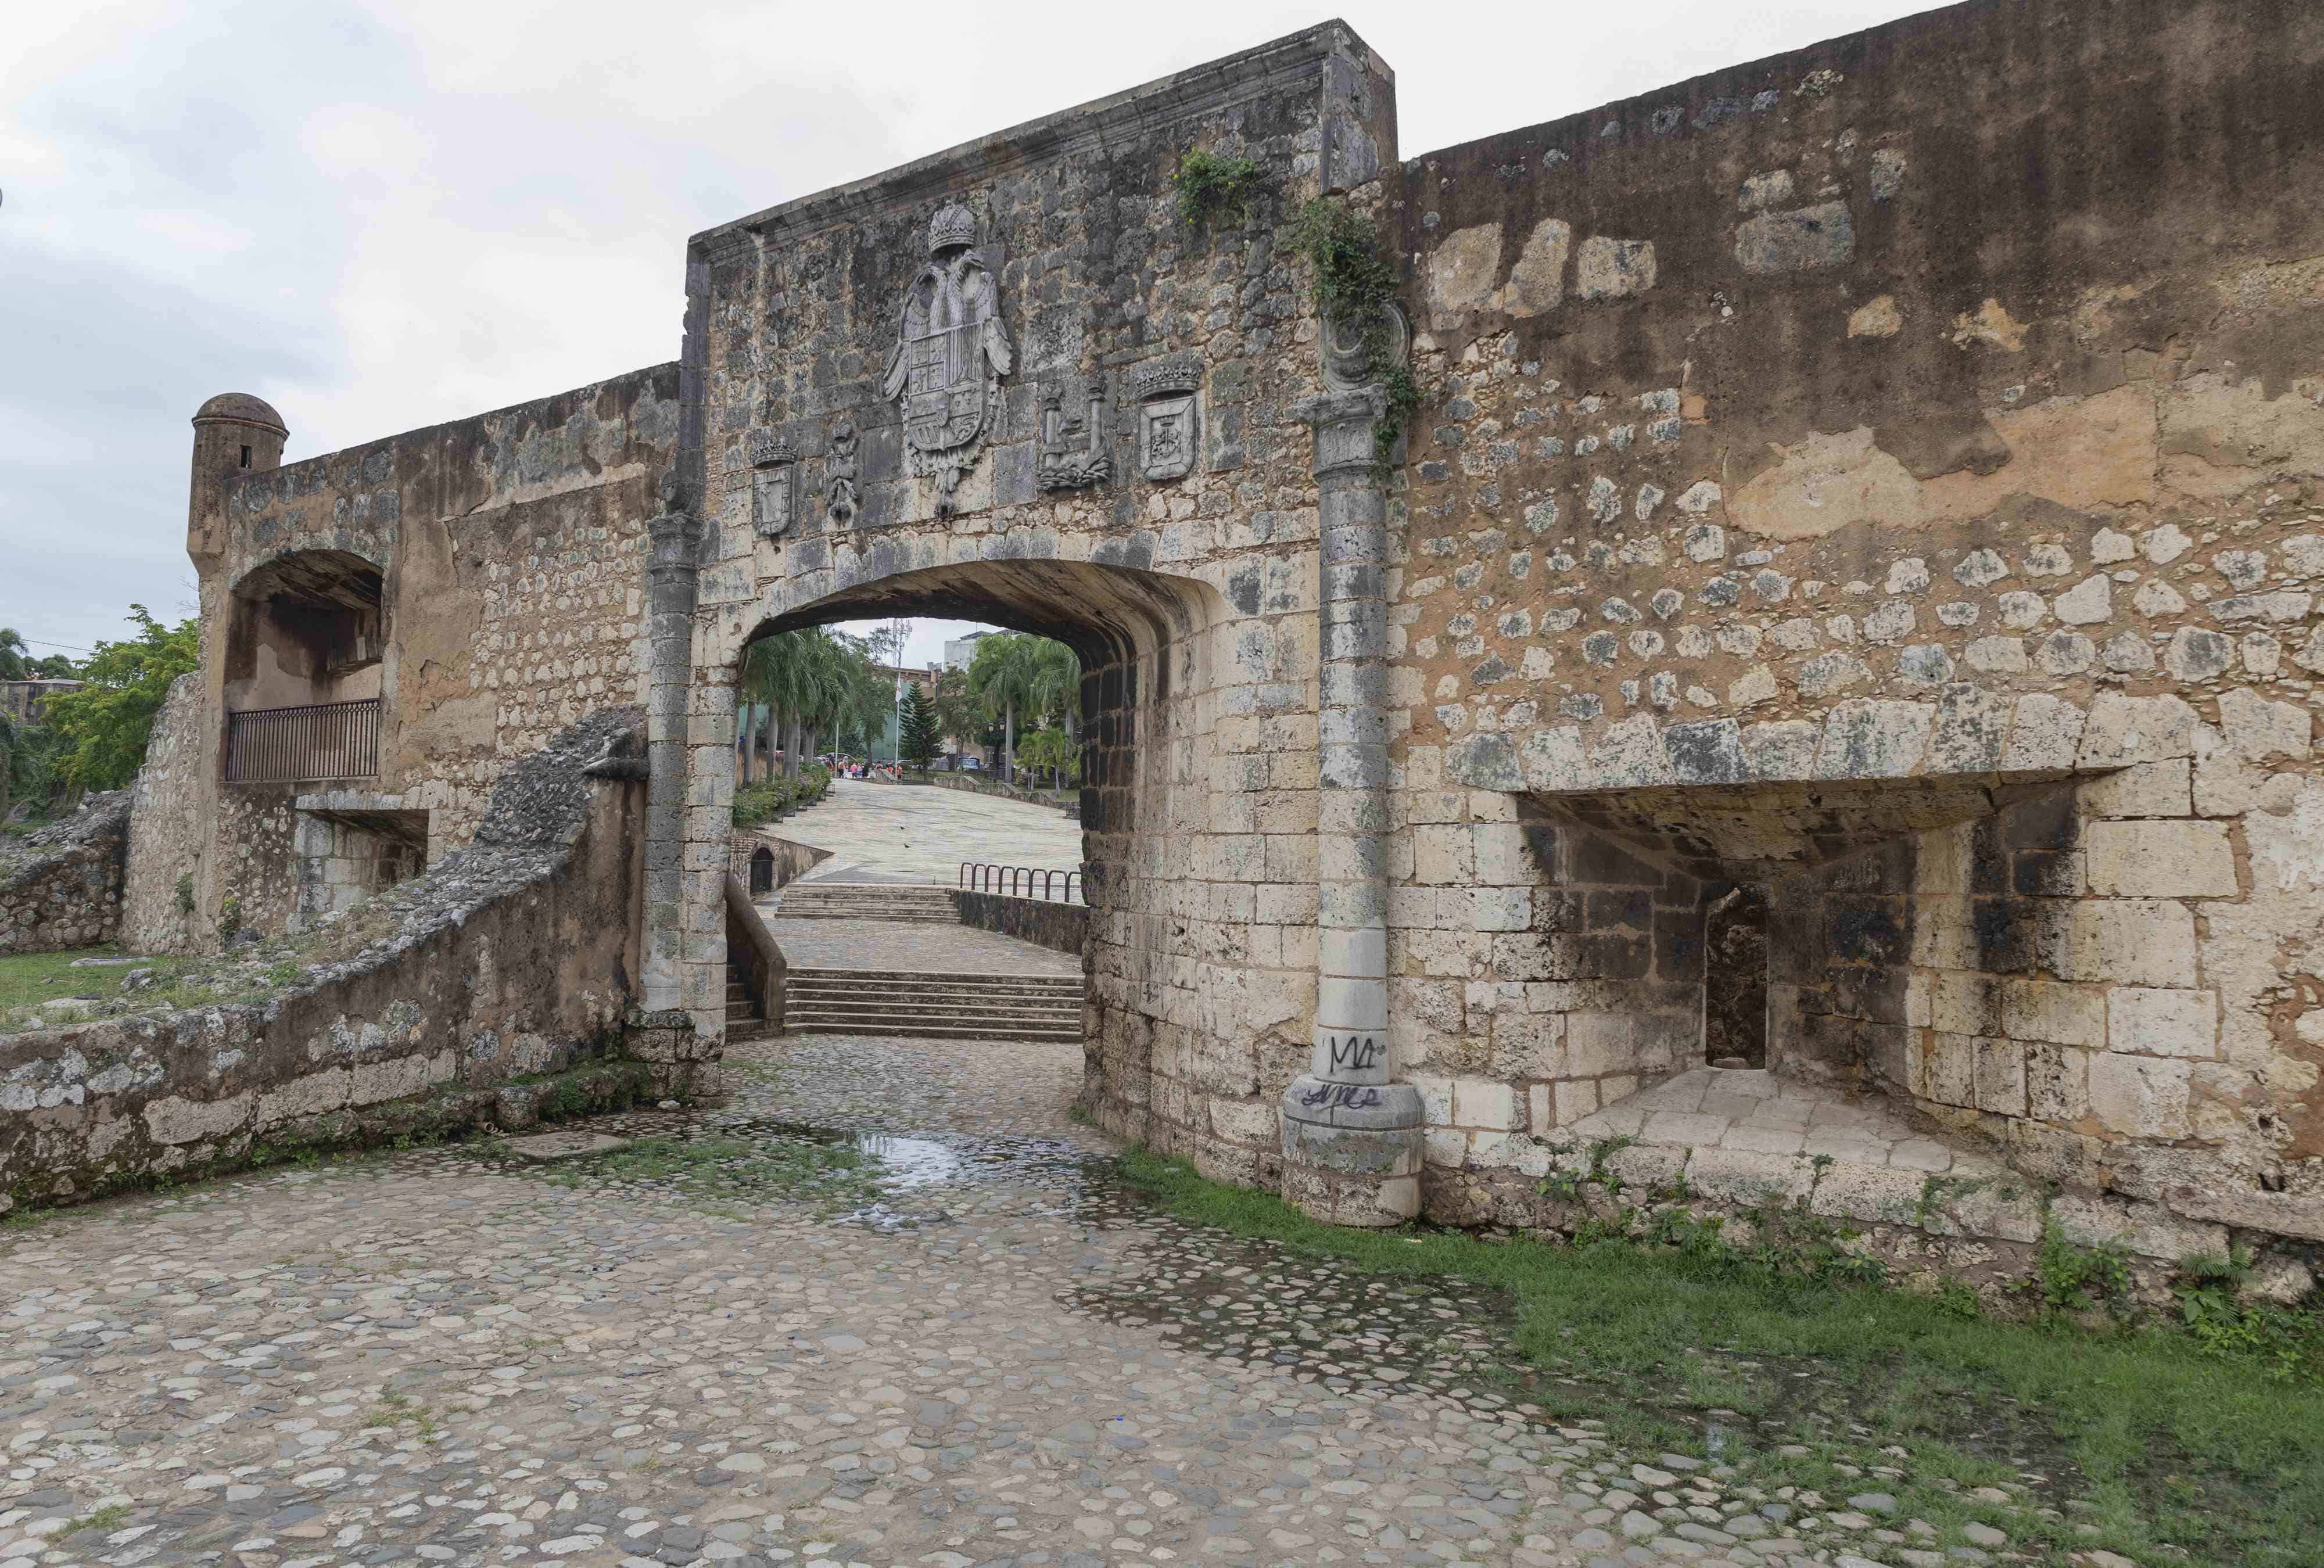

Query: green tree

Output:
[1016, 724, 1077, 790]
[898, 680, 941, 769]
[929, 665, 991, 760]
[739, 626, 894, 776]
[966, 633, 1080, 784]
[0, 629, 27, 681]
[37, 607, 197, 790]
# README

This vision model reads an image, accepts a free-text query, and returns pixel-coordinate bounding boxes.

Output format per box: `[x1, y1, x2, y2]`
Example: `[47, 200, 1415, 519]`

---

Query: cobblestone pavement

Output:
[755, 921, 1081, 978]
[2, 1034, 2034, 1568]
[774, 782, 1081, 886]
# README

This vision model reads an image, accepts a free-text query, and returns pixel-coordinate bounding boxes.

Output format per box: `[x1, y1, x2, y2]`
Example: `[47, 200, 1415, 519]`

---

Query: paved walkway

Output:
[774, 782, 1082, 887]
[0, 1035, 2050, 1568]
[760, 918, 1081, 977]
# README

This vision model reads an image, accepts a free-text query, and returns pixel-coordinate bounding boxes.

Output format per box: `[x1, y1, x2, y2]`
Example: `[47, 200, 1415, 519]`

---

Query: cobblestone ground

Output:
[3, 1034, 2006, 1568]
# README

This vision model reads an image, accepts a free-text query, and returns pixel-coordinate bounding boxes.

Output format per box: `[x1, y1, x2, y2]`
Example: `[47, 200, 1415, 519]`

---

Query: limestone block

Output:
[2084, 820, 2237, 898]
[2089, 1053, 2193, 1139]
[2024, 1042, 2092, 1122]
[1973, 1037, 2027, 1115]
[1735, 202, 1855, 273]
[142, 1092, 254, 1147]
[255, 1068, 353, 1128]
[1564, 1012, 1634, 1076]
[1574, 237, 1656, 300]
[2052, 575, 2113, 625]
[1553, 1078, 1601, 1126]
[1427, 222, 1504, 326]
[1687, 1146, 1814, 1204]
[1807, 1162, 1925, 1226]
[1471, 885, 1532, 931]
[2003, 693, 2085, 771]
[1742, 721, 1819, 781]
[2031, 898, 2197, 986]
[2076, 759, 2190, 819]
[2050, 1193, 2225, 1262]
[2001, 979, 2106, 1047]
[2076, 694, 2198, 770]
[2217, 687, 2312, 763]
[2107, 987, 2218, 1059]
[1454, 1077, 1520, 1130]
[1814, 700, 1932, 780]
[1494, 217, 1572, 317]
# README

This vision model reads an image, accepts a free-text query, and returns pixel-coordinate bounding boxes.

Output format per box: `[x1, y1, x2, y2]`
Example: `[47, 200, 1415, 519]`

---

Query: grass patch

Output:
[1116, 1147, 2324, 1568]
[366, 1388, 442, 1438]
[518, 1135, 884, 1217]
[60, 1502, 132, 1537]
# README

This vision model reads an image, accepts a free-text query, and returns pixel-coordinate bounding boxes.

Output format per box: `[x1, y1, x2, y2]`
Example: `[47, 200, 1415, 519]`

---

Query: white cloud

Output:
[0, 0, 1924, 653]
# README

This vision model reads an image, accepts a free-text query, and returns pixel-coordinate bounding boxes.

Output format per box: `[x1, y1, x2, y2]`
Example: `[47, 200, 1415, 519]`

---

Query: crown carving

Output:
[748, 429, 796, 467]
[927, 203, 979, 255]
[1129, 354, 1203, 402]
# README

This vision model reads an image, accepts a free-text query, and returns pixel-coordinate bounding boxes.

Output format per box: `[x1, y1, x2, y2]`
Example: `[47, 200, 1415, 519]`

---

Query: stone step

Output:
[787, 1005, 1081, 1029]
[784, 979, 1079, 1000]
[786, 1017, 1083, 1043]
[787, 967, 1078, 988]
[781, 963, 1084, 1043]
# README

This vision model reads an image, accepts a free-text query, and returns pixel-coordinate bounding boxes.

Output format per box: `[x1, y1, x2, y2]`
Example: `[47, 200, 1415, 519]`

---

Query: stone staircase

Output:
[726, 961, 772, 1043]
[772, 882, 960, 922]
[783, 968, 1082, 1043]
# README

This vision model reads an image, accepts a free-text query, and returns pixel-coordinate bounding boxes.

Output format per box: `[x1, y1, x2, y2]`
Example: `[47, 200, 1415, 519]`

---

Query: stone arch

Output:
[661, 548, 1327, 1187]
[221, 548, 389, 783]
[741, 556, 1232, 844]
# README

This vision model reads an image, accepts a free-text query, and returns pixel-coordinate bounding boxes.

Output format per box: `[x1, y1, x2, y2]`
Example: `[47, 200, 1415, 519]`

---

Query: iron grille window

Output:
[224, 698, 381, 783]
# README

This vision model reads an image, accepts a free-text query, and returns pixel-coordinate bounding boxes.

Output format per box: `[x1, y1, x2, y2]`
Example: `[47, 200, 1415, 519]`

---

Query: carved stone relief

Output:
[1131, 355, 1202, 482]
[748, 430, 798, 540]
[878, 203, 1012, 517]
[1037, 377, 1111, 493]
[826, 419, 859, 525]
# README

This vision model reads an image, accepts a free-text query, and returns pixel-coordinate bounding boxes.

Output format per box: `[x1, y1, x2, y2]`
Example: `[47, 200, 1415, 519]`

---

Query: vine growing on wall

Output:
[1171, 148, 1264, 229]
[1287, 198, 1420, 468]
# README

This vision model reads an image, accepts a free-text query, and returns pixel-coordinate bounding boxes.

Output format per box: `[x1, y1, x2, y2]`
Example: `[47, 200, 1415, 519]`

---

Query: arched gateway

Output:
[123, 8, 2324, 1263]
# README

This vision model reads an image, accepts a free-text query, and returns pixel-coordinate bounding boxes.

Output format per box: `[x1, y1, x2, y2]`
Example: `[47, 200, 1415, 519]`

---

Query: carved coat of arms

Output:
[880, 203, 1012, 516]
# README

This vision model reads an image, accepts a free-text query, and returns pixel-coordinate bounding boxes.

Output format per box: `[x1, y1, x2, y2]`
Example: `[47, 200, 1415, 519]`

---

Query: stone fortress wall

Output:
[124, 368, 680, 950]
[1393, 0, 2324, 1241]
[56, 0, 2323, 1253]
[659, 25, 1401, 1201]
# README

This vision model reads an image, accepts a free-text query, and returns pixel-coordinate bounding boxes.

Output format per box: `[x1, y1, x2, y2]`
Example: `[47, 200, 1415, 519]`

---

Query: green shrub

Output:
[1173, 148, 1264, 228]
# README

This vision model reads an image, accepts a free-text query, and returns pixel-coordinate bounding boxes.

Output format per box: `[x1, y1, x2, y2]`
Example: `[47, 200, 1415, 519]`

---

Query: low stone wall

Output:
[0, 792, 128, 953]
[926, 774, 1079, 817]
[0, 709, 708, 1214]
[728, 830, 831, 893]
[953, 888, 1088, 956]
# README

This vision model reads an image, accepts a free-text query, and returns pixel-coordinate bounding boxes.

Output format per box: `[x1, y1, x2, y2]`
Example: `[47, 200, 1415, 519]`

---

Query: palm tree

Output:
[967, 633, 1081, 785]
[741, 627, 896, 777]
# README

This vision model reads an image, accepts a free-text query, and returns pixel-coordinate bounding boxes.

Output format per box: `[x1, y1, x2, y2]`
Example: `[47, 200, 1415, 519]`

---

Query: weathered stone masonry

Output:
[42, 0, 2322, 1262]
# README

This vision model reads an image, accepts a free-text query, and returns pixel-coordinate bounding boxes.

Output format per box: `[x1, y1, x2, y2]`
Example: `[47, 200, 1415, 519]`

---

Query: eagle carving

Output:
[880, 202, 1012, 517]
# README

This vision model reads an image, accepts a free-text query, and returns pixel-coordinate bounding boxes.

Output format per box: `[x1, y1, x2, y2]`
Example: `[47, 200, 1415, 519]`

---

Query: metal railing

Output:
[959, 862, 1083, 904]
[225, 698, 381, 784]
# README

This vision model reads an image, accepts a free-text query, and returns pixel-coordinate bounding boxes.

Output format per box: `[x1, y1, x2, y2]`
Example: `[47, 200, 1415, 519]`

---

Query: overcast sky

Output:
[1, 0, 1933, 669]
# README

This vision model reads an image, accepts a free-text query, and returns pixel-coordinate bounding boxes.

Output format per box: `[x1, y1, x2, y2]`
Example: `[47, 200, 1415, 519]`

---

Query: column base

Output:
[1278, 1077, 1424, 1228]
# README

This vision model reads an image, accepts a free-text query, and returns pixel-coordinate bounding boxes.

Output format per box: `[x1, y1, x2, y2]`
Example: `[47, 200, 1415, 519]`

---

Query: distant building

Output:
[941, 631, 992, 670]
[1, 679, 83, 725]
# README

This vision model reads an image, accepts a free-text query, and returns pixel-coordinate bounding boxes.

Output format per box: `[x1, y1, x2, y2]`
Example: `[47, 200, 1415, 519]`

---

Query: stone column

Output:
[641, 473, 702, 1019]
[1281, 387, 1423, 1226]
